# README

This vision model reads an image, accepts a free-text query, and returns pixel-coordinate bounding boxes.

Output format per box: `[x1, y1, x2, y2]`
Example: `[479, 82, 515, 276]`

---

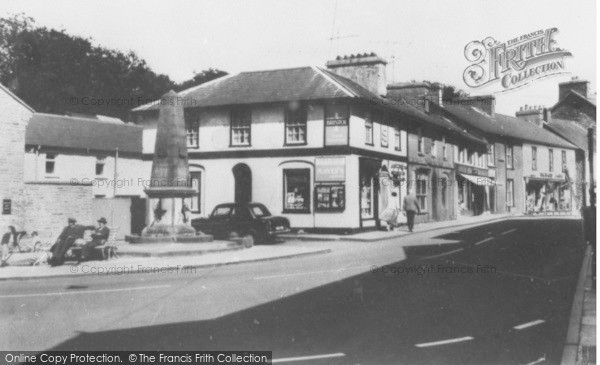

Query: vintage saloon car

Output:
[191, 203, 292, 245]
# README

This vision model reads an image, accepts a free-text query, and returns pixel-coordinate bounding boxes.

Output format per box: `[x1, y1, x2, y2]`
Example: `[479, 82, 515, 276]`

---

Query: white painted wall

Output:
[522, 144, 576, 177]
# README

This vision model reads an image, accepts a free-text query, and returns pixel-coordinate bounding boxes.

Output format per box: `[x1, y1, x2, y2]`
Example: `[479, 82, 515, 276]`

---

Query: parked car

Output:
[191, 203, 291, 246]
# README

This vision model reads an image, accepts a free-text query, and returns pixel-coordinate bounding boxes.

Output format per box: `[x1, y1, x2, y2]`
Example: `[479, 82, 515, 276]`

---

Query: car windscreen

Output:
[211, 206, 232, 217]
[250, 204, 270, 217]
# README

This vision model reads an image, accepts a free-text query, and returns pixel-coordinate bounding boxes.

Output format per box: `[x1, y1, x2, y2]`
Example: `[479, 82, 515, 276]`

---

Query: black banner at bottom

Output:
[1, 352, 272, 365]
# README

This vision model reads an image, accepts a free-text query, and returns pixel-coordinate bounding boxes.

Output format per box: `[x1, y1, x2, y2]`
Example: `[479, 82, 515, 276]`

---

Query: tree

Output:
[176, 68, 228, 92]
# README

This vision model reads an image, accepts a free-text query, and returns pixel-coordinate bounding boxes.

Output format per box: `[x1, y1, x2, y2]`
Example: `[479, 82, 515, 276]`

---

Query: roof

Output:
[0, 83, 35, 112]
[545, 118, 590, 152]
[133, 67, 354, 112]
[26, 113, 143, 154]
[444, 105, 577, 149]
[551, 90, 596, 112]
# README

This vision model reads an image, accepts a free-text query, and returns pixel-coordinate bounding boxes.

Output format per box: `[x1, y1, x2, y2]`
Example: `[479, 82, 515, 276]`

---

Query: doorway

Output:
[233, 163, 252, 203]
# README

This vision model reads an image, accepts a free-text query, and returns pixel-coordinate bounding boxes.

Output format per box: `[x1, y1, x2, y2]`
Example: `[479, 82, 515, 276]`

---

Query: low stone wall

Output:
[22, 181, 93, 235]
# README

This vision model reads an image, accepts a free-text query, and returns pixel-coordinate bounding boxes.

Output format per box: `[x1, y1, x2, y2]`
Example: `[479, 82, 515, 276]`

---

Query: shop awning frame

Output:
[459, 173, 498, 186]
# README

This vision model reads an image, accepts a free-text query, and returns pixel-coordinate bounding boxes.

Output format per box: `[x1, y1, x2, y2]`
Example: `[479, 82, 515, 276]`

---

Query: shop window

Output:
[380, 125, 388, 147]
[324, 103, 349, 146]
[365, 111, 373, 145]
[285, 104, 307, 145]
[185, 117, 199, 148]
[506, 179, 514, 207]
[532, 146, 537, 170]
[506, 145, 513, 168]
[230, 108, 251, 146]
[360, 177, 373, 218]
[283, 169, 311, 213]
[394, 128, 401, 151]
[45, 153, 56, 174]
[487, 144, 495, 166]
[95, 156, 106, 176]
[549, 148, 554, 172]
[416, 171, 428, 210]
[316, 184, 345, 211]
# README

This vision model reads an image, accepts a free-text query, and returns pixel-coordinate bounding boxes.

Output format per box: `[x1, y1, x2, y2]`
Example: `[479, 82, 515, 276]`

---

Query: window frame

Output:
[416, 170, 428, 212]
[284, 104, 308, 146]
[532, 146, 537, 171]
[549, 148, 554, 172]
[506, 179, 514, 207]
[487, 144, 495, 166]
[188, 171, 202, 213]
[380, 124, 389, 148]
[95, 155, 106, 176]
[506, 145, 514, 169]
[364, 111, 374, 146]
[394, 127, 401, 151]
[230, 108, 252, 147]
[282, 168, 311, 214]
[185, 115, 200, 149]
[561, 150, 567, 171]
[45, 153, 57, 175]
[417, 129, 423, 154]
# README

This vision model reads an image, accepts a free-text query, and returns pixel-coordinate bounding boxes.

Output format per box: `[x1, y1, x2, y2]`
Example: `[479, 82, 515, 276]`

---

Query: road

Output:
[0, 217, 585, 365]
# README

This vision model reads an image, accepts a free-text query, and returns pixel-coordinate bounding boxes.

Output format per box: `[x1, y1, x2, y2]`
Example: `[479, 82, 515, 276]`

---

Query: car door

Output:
[210, 205, 233, 239]
[231, 206, 252, 236]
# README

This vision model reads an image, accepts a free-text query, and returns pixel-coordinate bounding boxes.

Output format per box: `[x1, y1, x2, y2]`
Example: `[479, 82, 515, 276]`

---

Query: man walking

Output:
[80, 217, 110, 262]
[403, 189, 421, 232]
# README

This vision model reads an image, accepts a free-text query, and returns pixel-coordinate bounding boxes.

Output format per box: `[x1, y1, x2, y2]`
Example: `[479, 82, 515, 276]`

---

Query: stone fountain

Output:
[127, 90, 212, 244]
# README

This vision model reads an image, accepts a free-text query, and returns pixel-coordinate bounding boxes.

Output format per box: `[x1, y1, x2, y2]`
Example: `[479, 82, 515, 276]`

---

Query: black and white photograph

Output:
[0, 1, 596, 364]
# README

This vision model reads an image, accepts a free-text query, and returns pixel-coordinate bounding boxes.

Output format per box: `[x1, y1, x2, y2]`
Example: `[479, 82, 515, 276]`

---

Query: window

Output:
[324, 103, 349, 145]
[283, 169, 310, 213]
[316, 185, 345, 211]
[459, 148, 466, 163]
[185, 118, 199, 148]
[45, 153, 56, 174]
[431, 140, 437, 156]
[188, 171, 201, 213]
[364, 112, 373, 145]
[532, 146, 537, 170]
[441, 176, 448, 207]
[416, 171, 428, 210]
[487, 144, 495, 166]
[95, 156, 106, 176]
[285, 104, 307, 145]
[549, 148, 554, 172]
[230, 109, 251, 146]
[562, 150, 567, 171]
[417, 129, 423, 154]
[394, 128, 401, 151]
[442, 144, 447, 160]
[380, 125, 388, 147]
[506, 145, 513, 168]
[506, 179, 514, 207]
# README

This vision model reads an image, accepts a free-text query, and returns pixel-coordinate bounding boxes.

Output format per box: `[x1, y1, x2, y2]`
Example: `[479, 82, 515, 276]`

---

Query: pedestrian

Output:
[79, 218, 110, 262]
[380, 191, 400, 231]
[403, 189, 421, 232]
[48, 218, 94, 267]
[1, 226, 22, 267]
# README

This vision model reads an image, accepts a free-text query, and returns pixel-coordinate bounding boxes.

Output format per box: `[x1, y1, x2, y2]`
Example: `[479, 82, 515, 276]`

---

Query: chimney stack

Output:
[386, 82, 441, 111]
[515, 105, 546, 127]
[559, 77, 589, 100]
[451, 95, 496, 117]
[326, 53, 387, 96]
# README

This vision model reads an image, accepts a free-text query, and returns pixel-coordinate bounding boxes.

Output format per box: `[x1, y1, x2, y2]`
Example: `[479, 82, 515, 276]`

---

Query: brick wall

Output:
[22, 182, 93, 235]
[0, 86, 33, 231]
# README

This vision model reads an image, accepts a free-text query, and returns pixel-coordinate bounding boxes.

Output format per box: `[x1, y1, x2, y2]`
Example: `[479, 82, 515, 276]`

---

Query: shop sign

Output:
[457, 165, 486, 176]
[2, 199, 11, 215]
[315, 157, 346, 182]
[488, 169, 496, 178]
[325, 119, 348, 145]
[528, 172, 565, 180]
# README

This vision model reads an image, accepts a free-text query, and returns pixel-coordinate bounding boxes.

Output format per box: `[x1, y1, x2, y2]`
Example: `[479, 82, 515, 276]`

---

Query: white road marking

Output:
[475, 237, 494, 245]
[500, 228, 517, 236]
[424, 248, 464, 260]
[0, 284, 171, 298]
[272, 352, 345, 363]
[415, 336, 474, 348]
[253, 266, 369, 280]
[522, 355, 546, 365]
[513, 319, 545, 330]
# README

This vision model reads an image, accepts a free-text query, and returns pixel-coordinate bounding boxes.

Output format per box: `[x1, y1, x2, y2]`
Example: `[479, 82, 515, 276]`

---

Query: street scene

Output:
[0, 0, 596, 364]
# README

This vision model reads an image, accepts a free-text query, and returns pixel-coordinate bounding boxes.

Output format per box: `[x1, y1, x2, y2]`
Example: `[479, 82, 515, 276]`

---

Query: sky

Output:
[2, 0, 597, 115]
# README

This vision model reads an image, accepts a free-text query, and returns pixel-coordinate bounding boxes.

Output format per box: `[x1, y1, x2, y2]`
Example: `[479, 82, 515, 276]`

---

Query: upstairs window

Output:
[285, 104, 307, 145]
[431, 140, 437, 156]
[95, 156, 106, 176]
[562, 150, 567, 171]
[364, 111, 373, 145]
[185, 113, 199, 148]
[394, 128, 401, 151]
[549, 148, 554, 172]
[417, 129, 423, 154]
[506, 145, 513, 168]
[380, 125, 388, 148]
[442, 143, 447, 160]
[230, 108, 251, 146]
[532, 146, 537, 171]
[487, 144, 495, 166]
[45, 153, 57, 175]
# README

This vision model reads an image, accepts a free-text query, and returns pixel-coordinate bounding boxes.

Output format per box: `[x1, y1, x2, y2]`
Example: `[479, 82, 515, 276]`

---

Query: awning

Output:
[459, 173, 497, 186]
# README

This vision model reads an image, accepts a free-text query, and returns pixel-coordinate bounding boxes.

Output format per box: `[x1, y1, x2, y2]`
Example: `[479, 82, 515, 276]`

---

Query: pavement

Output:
[0, 216, 588, 364]
[562, 244, 596, 365]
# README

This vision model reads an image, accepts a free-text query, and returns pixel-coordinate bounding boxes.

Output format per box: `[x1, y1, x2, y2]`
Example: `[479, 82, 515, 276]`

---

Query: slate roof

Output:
[545, 118, 591, 152]
[26, 113, 143, 154]
[444, 105, 577, 149]
[551, 90, 596, 111]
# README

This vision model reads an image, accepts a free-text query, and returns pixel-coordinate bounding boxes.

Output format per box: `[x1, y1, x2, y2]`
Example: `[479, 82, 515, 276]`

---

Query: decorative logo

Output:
[463, 28, 572, 91]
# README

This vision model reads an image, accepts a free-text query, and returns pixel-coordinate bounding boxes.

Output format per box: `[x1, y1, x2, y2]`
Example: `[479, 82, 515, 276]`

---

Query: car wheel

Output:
[243, 232, 255, 248]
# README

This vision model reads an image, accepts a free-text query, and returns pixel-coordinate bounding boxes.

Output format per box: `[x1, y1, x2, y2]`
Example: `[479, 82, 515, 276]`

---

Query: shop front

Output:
[456, 165, 496, 216]
[524, 171, 571, 214]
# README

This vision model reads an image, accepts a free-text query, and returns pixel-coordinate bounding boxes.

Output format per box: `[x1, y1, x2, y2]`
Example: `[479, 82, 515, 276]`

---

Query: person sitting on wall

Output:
[1, 226, 25, 267]
[48, 218, 94, 267]
[79, 217, 110, 262]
